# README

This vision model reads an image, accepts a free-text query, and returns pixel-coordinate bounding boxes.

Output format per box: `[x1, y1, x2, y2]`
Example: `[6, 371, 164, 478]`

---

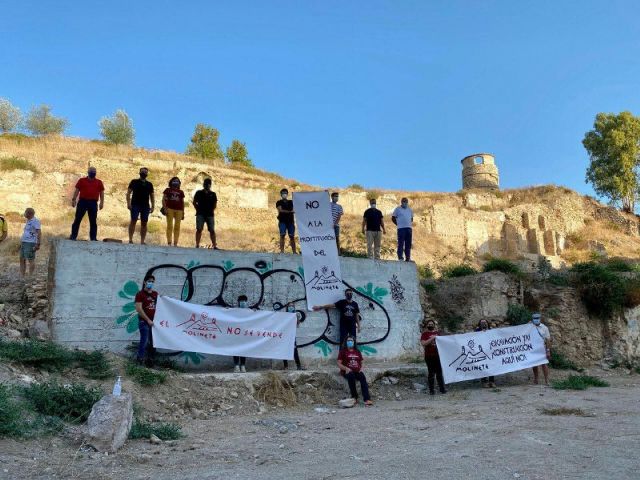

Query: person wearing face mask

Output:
[475, 319, 496, 388]
[337, 335, 373, 406]
[127, 167, 155, 244]
[70, 166, 104, 241]
[282, 302, 304, 370]
[362, 198, 385, 260]
[162, 177, 185, 247]
[276, 188, 297, 254]
[531, 313, 551, 385]
[193, 178, 218, 249]
[330, 192, 343, 254]
[392, 197, 414, 261]
[135, 274, 158, 366]
[420, 319, 446, 395]
[20, 208, 41, 277]
[233, 294, 249, 372]
[313, 288, 361, 344]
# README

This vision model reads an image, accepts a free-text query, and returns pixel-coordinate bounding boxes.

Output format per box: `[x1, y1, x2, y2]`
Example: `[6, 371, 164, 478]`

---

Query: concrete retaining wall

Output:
[49, 241, 423, 368]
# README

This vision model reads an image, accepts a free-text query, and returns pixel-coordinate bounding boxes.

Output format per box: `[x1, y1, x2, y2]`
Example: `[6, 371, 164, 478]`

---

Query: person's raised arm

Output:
[135, 302, 153, 325]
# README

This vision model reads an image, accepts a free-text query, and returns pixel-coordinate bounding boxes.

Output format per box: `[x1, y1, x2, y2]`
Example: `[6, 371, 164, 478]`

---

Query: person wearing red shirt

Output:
[337, 335, 373, 406]
[421, 319, 447, 395]
[70, 166, 105, 241]
[162, 177, 185, 246]
[135, 274, 158, 366]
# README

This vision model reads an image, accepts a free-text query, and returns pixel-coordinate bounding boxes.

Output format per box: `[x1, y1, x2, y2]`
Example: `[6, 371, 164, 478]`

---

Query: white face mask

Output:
[332, 197, 338, 203]
[281, 193, 288, 199]
[370, 203, 376, 208]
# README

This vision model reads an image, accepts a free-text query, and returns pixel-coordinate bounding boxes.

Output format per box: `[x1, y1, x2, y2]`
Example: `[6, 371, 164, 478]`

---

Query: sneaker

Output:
[240, 366, 246, 373]
[439, 388, 447, 394]
[233, 365, 240, 373]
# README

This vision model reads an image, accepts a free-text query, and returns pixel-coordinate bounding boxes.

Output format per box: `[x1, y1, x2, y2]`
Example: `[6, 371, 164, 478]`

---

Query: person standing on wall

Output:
[135, 274, 158, 366]
[362, 198, 385, 260]
[276, 188, 297, 254]
[330, 191, 344, 254]
[20, 208, 41, 277]
[337, 335, 373, 406]
[162, 177, 185, 247]
[392, 197, 413, 261]
[313, 288, 361, 344]
[127, 167, 155, 245]
[420, 319, 447, 395]
[69, 166, 104, 241]
[233, 294, 250, 372]
[193, 178, 218, 249]
[531, 312, 551, 385]
[0, 212, 7, 243]
[475, 319, 496, 388]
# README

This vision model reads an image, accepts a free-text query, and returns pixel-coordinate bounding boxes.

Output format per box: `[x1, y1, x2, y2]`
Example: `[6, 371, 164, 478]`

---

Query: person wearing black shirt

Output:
[126, 167, 155, 244]
[362, 198, 386, 260]
[192, 178, 218, 249]
[276, 188, 297, 254]
[313, 288, 361, 343]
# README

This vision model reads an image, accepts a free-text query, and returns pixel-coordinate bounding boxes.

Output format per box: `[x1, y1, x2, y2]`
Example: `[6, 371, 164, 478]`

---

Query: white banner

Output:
[152, 296, 297, 360]
[435, 324, 549, 384]
[293, 191, 343, 310]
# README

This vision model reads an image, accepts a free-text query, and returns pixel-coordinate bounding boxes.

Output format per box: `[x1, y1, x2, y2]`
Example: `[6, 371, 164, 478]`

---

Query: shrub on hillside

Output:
[0, 98, 22, 133]
[23, 382, 102, 423]
[570, 262, 626, 318]
[482, 257, 521, 275]
[186, 123, 223, 161]
[417, 264, 434, 281]
[506, 304, 531, 326]
[225, 139, 252, 166]
[441, 314, 465, 332]
[605, 258, 638, 272]
[99, 109, 135, 145]
[441, 264, 478, 278]
[129, 420, 183, 440]
[25, 104, 68, 135]
[0, 156, 38, 173]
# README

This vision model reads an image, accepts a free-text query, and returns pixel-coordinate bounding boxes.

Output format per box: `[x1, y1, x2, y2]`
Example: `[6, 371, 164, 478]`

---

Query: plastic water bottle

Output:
[112, 376, 122, 396]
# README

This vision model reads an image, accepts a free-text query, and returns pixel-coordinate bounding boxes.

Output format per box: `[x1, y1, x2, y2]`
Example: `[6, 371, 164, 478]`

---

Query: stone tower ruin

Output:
[461, 153, 500, 190]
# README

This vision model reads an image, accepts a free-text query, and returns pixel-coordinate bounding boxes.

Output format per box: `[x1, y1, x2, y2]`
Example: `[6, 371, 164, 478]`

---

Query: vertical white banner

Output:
[293, 191, 343, 310]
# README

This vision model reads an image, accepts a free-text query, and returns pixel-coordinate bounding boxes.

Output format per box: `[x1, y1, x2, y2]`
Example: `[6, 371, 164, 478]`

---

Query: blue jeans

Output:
[70, 199, 98, 240]
[397, 227, 412, 261]
[278, 222, 295, 237]
[137, 319, 154, 361]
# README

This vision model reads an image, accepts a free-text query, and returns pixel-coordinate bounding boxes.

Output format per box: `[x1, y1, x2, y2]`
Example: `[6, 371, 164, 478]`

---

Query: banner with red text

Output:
[435, 323, 548, 384]
[152, 296, 297, 359]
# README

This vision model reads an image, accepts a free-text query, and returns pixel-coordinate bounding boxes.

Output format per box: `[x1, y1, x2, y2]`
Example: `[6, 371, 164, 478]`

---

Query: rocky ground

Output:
[0, 364, 638, 480]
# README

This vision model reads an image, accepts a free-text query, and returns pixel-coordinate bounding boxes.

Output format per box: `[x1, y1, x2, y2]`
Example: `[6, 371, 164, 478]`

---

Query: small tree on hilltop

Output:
[99, 109, 135, 145]
[25, 104, 69, 136]
[583, 111, 640, 212]
[186, 123, 223, 161]
[225, 139, 253, 167]
[0, 98, 22, 133]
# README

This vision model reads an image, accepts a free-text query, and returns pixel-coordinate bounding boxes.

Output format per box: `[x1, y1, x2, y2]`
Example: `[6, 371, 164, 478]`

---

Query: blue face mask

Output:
[145, 282, 154, 289]
[533, 318, 541, 325]
[239, 301, 248, 308]
[346, 341, 354, 348]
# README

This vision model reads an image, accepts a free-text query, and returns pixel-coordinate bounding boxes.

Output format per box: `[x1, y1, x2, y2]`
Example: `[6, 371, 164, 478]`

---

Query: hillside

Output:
[1, 134, 640, 271]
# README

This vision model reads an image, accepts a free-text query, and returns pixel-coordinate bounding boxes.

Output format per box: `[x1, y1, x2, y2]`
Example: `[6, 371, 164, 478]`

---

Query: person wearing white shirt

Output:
[330, 192, 344, 254]
[391, 197, 414, 261]
[531, 313, 551, 385]
[20, 208, 41, 277]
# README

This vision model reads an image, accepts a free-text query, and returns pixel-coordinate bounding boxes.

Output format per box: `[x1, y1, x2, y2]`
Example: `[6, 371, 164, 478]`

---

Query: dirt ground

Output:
[0, 367, 638, 480]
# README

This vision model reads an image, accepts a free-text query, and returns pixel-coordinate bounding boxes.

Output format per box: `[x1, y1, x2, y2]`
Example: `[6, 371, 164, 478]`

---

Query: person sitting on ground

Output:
[475, 319, 496, 388]
[162, 177, 185, 247]
[193, 178, 218, 249]
[276, 188, 297, 254]
[313, 288, 361, 344]
[20, 208, 41, 277]
[135, 274, 158, 366]
[420, 319, 447, 395]
[337, 335, 373, 406]
[233, 294, 249, 373]
[0, 212, 7, 243]
[127, 167, 155, 244]
[282, 302, 304, 371]
[531, 312, 551, 385]
[70, 166, 104, 241]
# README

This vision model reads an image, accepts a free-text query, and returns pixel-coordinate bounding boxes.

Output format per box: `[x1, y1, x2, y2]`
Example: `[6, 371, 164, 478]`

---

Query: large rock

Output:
[87, 393, 133, 453]
[28, 320, 50, 340]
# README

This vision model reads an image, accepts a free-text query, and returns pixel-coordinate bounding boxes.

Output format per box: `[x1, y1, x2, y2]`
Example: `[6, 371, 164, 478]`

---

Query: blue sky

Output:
[1, 1, 639, 195]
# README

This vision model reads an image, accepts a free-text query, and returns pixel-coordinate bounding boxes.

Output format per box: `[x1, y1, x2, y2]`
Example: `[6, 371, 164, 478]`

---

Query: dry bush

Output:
[255, 372, 297, 406]
[540, 407, 588, 416]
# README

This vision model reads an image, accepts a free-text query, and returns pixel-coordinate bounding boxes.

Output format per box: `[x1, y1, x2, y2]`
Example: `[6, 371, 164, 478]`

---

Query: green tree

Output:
[186, 123, 223, 161]
[25, 104, 69, 136]
[99, 109, 135, 145]
[225, 139, 253, 166]
[583, 111, 640, 212]
[0, 98, 22, 133]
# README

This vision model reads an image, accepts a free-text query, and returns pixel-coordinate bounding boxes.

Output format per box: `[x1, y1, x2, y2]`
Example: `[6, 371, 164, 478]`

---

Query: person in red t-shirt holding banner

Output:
[337, 335, 373, 406]
[135, 274, 158, 366]
[162, 177, 185, 246]
[420, 319, 447, 395]
[70, 166, 105, 241]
